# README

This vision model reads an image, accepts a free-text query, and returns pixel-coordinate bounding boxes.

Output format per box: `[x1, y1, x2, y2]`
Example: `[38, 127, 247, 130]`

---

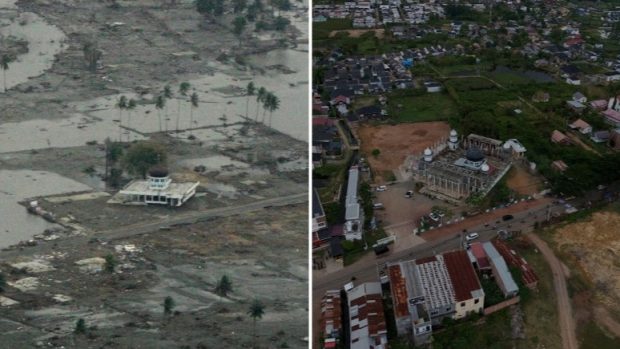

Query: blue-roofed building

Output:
[482, 242, 519, 298]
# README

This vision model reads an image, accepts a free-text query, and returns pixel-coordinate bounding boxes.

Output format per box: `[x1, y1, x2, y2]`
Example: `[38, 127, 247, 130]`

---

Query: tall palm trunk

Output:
[118, 109, 123, 142]
[255, 102, 260, 122]
[3, 70, 6, 92]
[189, 106, 194, 136]
[158, 110, 162, 132]
[164, 106, 169, 132]
[176, 100, 182, 136]
[246, 96, 250, 119]
[126, 110, 131, 142]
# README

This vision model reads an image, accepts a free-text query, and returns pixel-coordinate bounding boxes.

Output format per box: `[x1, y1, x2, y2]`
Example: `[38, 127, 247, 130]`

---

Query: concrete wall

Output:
[454, 296, 484, 319]
[483, 296, 520, 316]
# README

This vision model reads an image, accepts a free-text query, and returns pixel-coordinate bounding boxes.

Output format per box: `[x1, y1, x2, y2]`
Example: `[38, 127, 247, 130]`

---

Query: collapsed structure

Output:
[413, 131, 524, 203]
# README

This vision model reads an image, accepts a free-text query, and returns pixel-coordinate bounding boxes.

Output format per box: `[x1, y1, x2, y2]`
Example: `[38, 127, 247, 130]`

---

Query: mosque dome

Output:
[466, 147, 484, 162]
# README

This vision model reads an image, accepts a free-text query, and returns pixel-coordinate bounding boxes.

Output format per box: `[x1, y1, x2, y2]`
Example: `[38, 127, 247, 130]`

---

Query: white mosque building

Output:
[116, 167, 200, 207]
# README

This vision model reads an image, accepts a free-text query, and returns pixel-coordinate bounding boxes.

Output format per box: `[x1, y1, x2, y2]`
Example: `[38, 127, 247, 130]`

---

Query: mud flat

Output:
[0, 203, 308, 348]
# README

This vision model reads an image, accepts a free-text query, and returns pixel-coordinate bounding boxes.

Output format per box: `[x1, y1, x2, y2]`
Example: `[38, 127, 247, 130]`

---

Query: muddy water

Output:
[0, 3, 66, 90]
[0, 170, 92, 248]
[0, 1, 308, 153]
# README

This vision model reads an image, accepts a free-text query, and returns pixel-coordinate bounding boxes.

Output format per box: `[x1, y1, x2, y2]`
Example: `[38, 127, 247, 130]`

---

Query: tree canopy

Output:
[122, 142, 167, 178]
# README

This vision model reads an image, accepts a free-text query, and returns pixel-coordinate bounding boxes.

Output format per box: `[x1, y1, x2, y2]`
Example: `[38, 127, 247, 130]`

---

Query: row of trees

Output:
[245, 81, 280, 126]
[116, 83, 200, 142]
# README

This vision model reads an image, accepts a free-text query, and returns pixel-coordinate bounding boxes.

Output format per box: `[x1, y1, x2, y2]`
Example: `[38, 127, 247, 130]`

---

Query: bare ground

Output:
[357, 122, 450, 182]
[506, 164, 543, 196]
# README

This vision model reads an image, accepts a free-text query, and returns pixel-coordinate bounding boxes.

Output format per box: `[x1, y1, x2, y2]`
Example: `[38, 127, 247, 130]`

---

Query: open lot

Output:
[550, 209, 620, 338]
[357, 122, 451, 182]
[505, 164, 543, 196]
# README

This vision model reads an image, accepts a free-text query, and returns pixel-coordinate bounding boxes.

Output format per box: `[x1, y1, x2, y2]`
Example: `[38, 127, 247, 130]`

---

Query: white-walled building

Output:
[117, 167, 199, 207]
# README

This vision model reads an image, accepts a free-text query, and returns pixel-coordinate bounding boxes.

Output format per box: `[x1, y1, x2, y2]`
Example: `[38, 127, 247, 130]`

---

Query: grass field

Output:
[516, 243, 563, 349]
[579, 322, 620, 349]
[387, 92, 459, 123]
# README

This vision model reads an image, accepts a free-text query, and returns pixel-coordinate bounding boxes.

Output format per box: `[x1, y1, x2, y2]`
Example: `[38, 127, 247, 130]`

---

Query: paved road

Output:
[312, 198, 563, 346]
[526, 233, 578, 349]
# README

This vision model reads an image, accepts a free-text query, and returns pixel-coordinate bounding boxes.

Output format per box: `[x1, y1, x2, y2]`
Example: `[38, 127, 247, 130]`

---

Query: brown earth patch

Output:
[553, 210, 620, 335]
[505, 164, 543, 196]
[357, 122, 450, 182]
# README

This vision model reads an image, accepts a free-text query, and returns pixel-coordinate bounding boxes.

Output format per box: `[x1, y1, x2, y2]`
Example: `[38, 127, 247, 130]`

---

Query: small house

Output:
[590, 130, 610, 143]
[569, 119, 592, 134]
[551, 130, 571, 145]
[566, 100, 586, 113]
[572, 92, 587, 103]
[590, 99, 608, 110]
[552, 160, 569, 172]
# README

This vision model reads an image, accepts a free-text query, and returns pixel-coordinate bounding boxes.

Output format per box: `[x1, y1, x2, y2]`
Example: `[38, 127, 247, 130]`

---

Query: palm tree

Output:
[261, 91, 273, 124]
[267, 93, 280, 127]
[163, 85, 173, 132]
[116, 95, 127, 141]
[155, 95, 165, 132]
[189, 92, 199, 137]
[214, 275, 233, 299]
[247, 299, 265, 340]
[0, 54, 11, 93]
[163, 296, 175, 316]
[246, 81, 255, 119]
[126, 99, 137, 142]
[177, 82, 191, 134]
[255, 87, 267, 122]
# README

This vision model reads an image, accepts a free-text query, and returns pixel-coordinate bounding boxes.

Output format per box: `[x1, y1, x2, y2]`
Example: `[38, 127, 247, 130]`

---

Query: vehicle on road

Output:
[465, 232, 479, 241]
[502, 214, 514, 221]
[373, 203, 385, 209]
[374, 244, 389, 256]
[429, 212, 440, 221]
[376, 185, 387, 192]
[405, 190, 413, 198]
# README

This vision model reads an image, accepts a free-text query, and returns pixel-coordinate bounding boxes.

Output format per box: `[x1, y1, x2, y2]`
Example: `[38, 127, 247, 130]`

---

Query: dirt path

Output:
[594, 306, 620, 337]
[526, 233, 578, 349]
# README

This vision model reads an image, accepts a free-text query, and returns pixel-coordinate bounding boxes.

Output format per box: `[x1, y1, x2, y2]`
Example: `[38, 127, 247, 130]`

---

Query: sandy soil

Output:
[552, 210, 620, 335]
[357, 122, 450, 182]
[506, 164, 543, 196]
[329, 29, 385, 38]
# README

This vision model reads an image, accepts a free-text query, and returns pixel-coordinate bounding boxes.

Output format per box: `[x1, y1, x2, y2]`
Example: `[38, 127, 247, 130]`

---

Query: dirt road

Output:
[526, 233, 578, 349]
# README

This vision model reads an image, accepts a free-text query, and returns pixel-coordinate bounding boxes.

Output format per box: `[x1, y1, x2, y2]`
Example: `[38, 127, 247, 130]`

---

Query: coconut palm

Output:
[189, 92, 199, 137]
[1, 54, 11, 93]
[261, 91, 273, 124]
[155, 95, 165, 132]
[214, 275, 233, 299]
[126, 99, 137, 142]
[246, 81, 255, 119]
[266, 93, 280, 127]
[247, 299, 265, 340]
[117, 95, 128, 141]
[163, 85, 173, 132]
[255, 86, 267, 122]
[177, 82, 191, 134]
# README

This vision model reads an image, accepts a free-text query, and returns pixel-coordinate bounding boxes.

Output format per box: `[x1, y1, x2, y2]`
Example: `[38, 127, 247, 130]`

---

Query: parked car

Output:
[373, 203, 385, 209]
[405, 190, 414, 198]
[502, 214, 514, 221]
[429, 212, 440, 221]
[376, 185, 387, 192]
[465, 232, 479, 241]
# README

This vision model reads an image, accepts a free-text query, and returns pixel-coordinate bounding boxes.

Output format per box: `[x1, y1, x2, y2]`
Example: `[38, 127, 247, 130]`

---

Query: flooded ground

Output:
[0, 0, 308, 346]
[0, 170, 90, 247]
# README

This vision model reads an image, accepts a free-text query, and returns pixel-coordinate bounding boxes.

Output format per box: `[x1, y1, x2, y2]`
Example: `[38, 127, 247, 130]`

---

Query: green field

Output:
[387, 91, 459, 123]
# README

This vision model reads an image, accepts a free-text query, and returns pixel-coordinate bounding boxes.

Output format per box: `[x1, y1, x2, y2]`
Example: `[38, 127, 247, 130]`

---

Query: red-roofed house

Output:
[321, 290, 343, 346]
[470, 242, 491, 271]
[590, 99, 608, 110]
[602, 109, 620, 127]
[569, 119, 592, 134]
[443, 250, 485, 319]
[347, 282, 388, 349]
[551, 130, 571, 144]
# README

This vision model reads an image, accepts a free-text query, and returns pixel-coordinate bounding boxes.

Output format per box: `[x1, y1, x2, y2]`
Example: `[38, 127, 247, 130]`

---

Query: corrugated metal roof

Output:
[482, 242, 519, 295]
